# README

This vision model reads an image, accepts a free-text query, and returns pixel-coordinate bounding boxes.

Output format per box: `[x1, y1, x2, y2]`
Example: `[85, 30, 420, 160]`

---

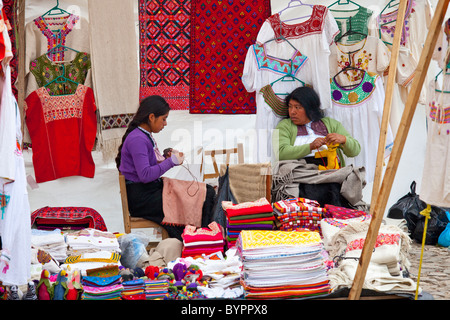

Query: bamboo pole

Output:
[370, 0, 408, 203]
[348, 0, 450, 300]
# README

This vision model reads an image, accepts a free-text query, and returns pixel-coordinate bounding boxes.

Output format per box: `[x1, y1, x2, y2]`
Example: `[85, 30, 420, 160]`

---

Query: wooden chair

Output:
[118, 173, 169, 240]
[201, 143, 244, 181]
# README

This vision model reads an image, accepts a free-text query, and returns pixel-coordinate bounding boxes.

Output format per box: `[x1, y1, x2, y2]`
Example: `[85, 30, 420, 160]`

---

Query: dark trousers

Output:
[126, 179, 216, 241]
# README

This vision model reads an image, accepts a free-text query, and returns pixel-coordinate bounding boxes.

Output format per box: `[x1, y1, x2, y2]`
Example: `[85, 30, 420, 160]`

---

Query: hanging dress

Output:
[370, 0, 433, 134]
[242, 41, 309, 162]
[419, 77, 450, 207]
[328, 71, 393, 183]
[24, 13, 91, 144]
[24, 84, 97, 183]
[256, 5, 340, 111]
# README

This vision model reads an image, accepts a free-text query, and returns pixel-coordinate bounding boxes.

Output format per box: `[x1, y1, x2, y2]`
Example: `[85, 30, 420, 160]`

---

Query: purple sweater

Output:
[119, 128, 175, 183]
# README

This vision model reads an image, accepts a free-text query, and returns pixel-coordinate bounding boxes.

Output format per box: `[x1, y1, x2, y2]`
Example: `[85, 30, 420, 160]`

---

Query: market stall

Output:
[0, 0, 449, 303]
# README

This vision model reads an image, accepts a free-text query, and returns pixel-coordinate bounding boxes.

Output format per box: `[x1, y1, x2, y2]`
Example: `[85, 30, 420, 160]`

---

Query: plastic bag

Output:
[387, 181, 426, 234]
[118, 232, 151, 269]
[412, 208, 449, 245]
[438, 211, 450, 247]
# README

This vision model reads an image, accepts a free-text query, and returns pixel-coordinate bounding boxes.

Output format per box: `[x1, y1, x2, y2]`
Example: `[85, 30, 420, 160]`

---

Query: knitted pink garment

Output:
[182, 222, 224, 243]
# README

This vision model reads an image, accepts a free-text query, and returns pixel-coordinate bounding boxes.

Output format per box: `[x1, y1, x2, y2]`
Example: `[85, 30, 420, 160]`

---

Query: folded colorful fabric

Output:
[144, 279, 169, 300]
[237, 230, 330, 299]
[323, 204, 368, 219]
[222, 198, 273, 217]
[182, 222, 224, 243]
[273, 197, 321, 214]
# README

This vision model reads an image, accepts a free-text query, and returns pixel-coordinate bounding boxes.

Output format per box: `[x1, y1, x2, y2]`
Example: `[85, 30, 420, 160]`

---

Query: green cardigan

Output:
[274, 117, 361, 167]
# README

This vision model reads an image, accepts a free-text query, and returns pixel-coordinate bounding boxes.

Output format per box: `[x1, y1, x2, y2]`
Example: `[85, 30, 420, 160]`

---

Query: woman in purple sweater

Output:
[115, 95, 215, 240]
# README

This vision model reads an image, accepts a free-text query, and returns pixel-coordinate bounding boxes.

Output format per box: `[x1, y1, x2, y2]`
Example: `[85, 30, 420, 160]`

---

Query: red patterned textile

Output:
[24, 85, 97, 183]
[189, 0, 271, 114]
[31, 206, 108, 231]
[139, 0, 190, 110]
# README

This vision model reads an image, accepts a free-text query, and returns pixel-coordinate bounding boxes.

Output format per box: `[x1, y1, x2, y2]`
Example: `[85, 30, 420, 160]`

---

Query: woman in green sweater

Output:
[274, 86, 360, 167]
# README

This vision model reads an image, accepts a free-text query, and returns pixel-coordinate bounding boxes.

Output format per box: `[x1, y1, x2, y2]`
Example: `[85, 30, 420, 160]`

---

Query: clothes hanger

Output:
[41, 0, 70, 17]
[278, 0, 314, 23]
[380, 0, 400, 16]
[332, 55, 366, 89]
[270, 61, 306, 94]
[328, 0, 361, 14]
[47, 43, 80, 57]
[44, 64, 80, 92]
[334, 19, 368, 43]
[263, 18, 299, 52]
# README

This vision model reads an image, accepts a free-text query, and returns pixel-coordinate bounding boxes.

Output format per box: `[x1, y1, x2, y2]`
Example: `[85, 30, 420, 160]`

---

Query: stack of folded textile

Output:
[31, 229, 68, 263]
[181, 222, 225, 258]
[237, 230, 330, 299]
[81, 275, 123, 300]
[273, 198, 325, 234]
[144, 279, 169, 300]
[65, 228, 121, 255]
[121, 279, 146, 300]
[222, 198, 275, 247]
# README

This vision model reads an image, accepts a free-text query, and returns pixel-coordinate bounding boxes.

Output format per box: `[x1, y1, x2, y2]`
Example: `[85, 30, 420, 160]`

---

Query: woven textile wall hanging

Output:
[189, 0, 271, 114]
[139, 0, 191, 110]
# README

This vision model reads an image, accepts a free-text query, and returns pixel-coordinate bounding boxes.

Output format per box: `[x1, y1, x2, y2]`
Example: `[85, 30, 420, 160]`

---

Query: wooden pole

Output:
[348, 0, 450, 300]
[370, 0, 408, 203]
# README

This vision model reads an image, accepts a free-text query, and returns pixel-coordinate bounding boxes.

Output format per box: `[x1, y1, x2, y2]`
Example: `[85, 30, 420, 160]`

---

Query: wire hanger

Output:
[278, 0, 314, 23]
[47, 43, 80, 58]
[380, 0, 400, 15]
[328, 0, 361, 13]
[334, 19, 368, 43]
[332, 53, 366, 89]
[42, 0, 70, 17]
[44, 64, 80, 94]
[270, 60, 306, 94]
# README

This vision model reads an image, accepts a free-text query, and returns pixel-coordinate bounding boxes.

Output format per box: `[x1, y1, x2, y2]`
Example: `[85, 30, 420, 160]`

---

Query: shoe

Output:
[22, 281, 38, 300]
[7, 285, 20, 300]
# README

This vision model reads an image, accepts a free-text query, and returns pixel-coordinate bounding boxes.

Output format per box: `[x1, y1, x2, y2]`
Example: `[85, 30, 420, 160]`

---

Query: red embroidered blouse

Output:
[25, 84, 97, 183]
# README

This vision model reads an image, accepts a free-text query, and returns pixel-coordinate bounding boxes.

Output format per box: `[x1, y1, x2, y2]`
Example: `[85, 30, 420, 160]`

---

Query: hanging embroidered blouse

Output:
[242, 41, 310, 163]
[24, 84, 97, 183]
[333, 5, 373, 43]
[419, 77, 450, 207]
[25, 13, 91, 85]
[29, 52, 91, 96]
[256, 5, 340, 111]
[371, 0, 433, 86]
[329, 36, 391, 86]
[327, 71, 393, 183]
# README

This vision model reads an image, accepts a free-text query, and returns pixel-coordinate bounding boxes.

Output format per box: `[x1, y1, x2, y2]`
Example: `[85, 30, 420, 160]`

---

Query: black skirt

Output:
[126, 179, 216, 240]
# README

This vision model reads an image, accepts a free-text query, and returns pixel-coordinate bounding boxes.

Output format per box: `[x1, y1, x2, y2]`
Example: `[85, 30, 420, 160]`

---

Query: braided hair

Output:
[115, 95, 170, 170]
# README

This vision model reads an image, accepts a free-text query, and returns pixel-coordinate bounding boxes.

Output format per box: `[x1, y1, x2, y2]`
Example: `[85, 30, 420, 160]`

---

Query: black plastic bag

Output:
[387, 181, 450, 244]
[412, 208, 449, 245]
[387, 181, 426, 234]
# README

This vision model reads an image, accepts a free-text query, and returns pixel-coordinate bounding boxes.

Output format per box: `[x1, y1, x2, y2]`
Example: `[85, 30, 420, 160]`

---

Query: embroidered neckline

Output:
[335, 6, 372, 43]
[377, 0, 415, 46]
[33, 14, 80, 62]
[331, 71, 378, 106]
[260, 84, 288, 117]
[253, 42, 308, 76]
[267, 5, 328, 40]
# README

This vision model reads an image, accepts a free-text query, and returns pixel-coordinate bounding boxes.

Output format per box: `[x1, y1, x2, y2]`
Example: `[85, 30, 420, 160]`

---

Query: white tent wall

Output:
[21, 0, 447, 234]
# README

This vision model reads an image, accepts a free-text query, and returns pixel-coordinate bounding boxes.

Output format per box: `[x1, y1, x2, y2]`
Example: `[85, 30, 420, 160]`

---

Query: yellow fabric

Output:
[239, 230, 321, 250]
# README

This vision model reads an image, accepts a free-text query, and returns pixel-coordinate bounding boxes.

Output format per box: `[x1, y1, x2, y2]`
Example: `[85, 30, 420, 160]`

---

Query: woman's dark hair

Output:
[115, 95, 170, 169]
[285, 86, 324, 122]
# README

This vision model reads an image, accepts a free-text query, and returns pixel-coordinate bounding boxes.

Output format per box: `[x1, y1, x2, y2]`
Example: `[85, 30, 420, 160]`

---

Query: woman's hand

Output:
[171, 150, 185, 165]
[310, 137, 326, 151]
[325, 133, 346, 145]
